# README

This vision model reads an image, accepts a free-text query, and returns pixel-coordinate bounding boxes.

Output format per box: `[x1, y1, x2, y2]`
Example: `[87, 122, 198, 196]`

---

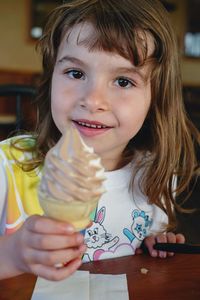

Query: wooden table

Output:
[0, 254, 200, 300]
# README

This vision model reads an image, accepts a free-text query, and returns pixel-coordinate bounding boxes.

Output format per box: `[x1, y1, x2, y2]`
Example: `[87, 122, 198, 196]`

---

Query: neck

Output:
[102, 157, 131, 172]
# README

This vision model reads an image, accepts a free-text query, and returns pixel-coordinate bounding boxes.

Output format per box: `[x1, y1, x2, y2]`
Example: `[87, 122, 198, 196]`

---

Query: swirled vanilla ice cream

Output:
[38, 123, 105, 231]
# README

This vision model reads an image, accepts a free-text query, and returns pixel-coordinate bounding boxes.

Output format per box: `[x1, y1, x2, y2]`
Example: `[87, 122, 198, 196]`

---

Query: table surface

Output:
[0, 253, 200, 300]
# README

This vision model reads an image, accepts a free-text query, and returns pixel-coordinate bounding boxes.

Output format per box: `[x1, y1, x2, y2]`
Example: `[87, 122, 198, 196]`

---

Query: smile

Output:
[72, 119, 111, 137]
[76, 121, 107, 129]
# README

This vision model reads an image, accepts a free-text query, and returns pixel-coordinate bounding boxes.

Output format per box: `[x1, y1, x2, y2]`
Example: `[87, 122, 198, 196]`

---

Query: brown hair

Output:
[15, 0, 200, 230]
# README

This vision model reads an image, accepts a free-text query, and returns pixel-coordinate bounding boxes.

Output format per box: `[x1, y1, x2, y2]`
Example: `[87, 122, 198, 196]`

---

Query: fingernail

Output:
[159, 251, 166, 258]
[64, 225, 75, 234]
[151, 250, 157, 257]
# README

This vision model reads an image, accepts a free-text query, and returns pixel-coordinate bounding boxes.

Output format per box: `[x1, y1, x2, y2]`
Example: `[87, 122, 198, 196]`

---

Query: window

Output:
[184, 0, 200, 58]
[30, 0, 62, 39]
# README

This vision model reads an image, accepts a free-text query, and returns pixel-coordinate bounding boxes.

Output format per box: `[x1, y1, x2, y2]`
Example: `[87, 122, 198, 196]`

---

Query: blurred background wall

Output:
[0, 0, 199, 85]
[0, 0, 41, 73]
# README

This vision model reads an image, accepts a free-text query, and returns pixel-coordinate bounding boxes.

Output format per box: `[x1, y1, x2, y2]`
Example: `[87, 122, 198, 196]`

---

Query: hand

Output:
[7, 215, 86, 280]
[136, 232, 185, 258]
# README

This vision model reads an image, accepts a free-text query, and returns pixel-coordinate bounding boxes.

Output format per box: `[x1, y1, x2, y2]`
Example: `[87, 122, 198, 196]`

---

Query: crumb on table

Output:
[140, 267, 149, 274]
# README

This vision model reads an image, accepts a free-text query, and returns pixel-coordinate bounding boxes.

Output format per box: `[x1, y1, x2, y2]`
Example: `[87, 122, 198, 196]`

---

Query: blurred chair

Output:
[183, 86, 200, 130]
[0, 84, 37, 138]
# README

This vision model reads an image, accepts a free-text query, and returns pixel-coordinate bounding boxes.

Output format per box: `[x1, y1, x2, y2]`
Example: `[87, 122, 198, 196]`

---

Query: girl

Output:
[0, 0, 199, 280]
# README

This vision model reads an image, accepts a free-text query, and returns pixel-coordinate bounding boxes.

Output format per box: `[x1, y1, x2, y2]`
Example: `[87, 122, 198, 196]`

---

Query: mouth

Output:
[74, 120, 109, 129]
[72, 119, 112, 137]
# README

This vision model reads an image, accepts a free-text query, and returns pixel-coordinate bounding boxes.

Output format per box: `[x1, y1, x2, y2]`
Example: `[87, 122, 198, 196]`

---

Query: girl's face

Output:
[51, 23, 152, 170]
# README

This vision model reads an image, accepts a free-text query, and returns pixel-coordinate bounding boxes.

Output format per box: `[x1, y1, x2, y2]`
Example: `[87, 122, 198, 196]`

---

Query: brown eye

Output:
[66, 69, 84, 79]
[116, 77, 134, 88]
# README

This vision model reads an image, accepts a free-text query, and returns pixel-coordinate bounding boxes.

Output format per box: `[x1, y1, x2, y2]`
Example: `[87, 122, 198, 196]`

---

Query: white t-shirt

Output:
[83, 163, 168, 262]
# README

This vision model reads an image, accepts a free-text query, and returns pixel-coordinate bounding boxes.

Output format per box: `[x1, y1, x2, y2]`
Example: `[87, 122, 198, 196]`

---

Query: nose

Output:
[80, 82, 109, 113]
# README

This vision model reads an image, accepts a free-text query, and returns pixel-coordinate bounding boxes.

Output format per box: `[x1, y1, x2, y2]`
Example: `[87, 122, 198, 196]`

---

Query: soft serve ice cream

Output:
[38, 123, 105, 230]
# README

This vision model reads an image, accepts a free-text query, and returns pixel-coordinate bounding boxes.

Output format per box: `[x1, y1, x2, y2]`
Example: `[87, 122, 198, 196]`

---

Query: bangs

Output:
[59, 2, 155, 67]
[77, 24, 150, 67]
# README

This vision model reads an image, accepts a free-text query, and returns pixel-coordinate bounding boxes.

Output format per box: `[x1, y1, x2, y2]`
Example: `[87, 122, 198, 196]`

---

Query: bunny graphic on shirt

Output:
[83, 206, 119, 262]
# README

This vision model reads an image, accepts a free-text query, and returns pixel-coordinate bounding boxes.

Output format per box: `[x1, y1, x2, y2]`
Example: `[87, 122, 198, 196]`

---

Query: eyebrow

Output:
[57, 55, 147, 82]
[57, 55, 86, 67]
[113, 67, 146, 81]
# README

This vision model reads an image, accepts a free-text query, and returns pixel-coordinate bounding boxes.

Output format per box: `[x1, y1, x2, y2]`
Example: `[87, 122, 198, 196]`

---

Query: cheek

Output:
[51, 78, 78, 114]
[51, 94, 80, 134]
[51, 102, 64, 134]
[51, 95, 71, 134]
[51, 96, 64, 113]
[120, 103, 150, 132]
[51, 83, 76, 131]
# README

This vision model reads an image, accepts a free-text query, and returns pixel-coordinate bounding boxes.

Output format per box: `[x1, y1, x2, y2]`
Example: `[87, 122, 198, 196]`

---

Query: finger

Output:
[165, 232, 176, 256]
[176, 233, 185, 244]
[29, 232, 85, 250]
[26, 245, 86, 267]
[31, 258, 82, 281]
[155, 234, 167, 258]
[143, 236, 158, 257]
[165, 232, 176, 243]
[25, 215, 75, 235]
[156, 233, 167, 243]
[135, 248, 143, 255]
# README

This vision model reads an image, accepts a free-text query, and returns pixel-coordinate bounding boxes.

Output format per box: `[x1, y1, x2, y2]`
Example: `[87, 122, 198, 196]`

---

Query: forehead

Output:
[59, 22, 155, 64]
[63, 22, 96, 45]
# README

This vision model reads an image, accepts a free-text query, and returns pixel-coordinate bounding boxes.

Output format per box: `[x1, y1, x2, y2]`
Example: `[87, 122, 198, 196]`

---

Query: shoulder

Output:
[0, 134, 41, 187]
[0, 135, 37, 162]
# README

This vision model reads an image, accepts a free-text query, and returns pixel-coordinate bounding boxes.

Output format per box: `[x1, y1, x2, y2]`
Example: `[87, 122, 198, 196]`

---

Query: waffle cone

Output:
[39, 193, 98, 231]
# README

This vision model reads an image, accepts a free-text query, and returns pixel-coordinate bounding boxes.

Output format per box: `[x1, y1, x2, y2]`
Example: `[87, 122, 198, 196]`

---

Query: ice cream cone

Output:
[38, 123, 105, 231]
[38, 191, 99, 231]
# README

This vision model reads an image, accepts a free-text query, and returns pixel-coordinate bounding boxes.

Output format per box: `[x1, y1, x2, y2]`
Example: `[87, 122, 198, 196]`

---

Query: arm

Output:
[0, 215, 86, 280]
[0, 143, 86, 280]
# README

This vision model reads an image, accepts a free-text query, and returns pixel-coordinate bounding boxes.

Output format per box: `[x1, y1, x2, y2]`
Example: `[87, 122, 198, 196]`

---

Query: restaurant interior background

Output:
[0, 0, 200, 243]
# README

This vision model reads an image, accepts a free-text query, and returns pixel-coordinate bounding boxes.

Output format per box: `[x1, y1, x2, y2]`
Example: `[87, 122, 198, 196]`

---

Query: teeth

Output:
[77, 121, 107, 129]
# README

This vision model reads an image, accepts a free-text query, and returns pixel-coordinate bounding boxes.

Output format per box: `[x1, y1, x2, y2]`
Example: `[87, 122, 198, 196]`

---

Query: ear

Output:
[96, 206, 106, 224]
[132, 209, 139, 219]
